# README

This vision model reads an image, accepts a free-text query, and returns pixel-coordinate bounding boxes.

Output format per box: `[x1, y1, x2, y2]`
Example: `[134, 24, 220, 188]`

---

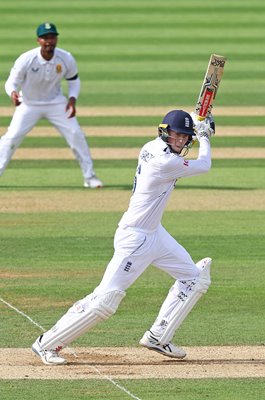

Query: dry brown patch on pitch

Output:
[0, 189, 264, 213]
[10, 147, 265, 160]
[0, 272, 41, 279]
[1, 126, 265, 137]
[2, 106, 265, 117]
[0, 270, 92, 279]
[0, 346, 264, 379]
[76, 105, 265, 117]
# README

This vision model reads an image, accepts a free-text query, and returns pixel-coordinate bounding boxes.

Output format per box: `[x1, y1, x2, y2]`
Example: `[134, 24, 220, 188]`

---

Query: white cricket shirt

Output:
[119, 136, 211, 232]
[5, 47, 78, 105]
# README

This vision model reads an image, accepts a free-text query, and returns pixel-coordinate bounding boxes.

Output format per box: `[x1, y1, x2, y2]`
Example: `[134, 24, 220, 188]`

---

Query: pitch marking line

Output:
[0, 296, 142, 400]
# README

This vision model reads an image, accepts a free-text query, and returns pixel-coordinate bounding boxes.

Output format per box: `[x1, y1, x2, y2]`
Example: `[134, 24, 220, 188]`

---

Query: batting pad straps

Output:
[40, 290, 126, 351]
[159, 259, 211, 345]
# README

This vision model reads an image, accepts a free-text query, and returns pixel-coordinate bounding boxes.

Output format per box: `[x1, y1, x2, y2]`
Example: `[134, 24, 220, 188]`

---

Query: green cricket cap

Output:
[36, 23, 59, 37]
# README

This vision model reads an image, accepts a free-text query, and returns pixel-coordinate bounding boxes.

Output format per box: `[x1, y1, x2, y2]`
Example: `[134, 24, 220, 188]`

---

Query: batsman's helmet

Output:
[158, 110, 196, 155]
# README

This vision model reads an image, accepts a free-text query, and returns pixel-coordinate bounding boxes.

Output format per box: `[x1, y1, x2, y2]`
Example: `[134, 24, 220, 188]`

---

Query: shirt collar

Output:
[37, 48, 56, 64]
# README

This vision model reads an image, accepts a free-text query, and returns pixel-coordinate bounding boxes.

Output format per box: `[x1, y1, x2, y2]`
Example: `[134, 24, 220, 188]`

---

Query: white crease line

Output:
[0, 296, 142, 400]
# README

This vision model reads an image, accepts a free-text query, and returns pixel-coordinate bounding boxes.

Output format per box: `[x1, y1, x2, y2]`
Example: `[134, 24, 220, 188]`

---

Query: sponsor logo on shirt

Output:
[31, 67, 39, 72]
[183, 160, 189, 167]
[140, 149, 154, 162]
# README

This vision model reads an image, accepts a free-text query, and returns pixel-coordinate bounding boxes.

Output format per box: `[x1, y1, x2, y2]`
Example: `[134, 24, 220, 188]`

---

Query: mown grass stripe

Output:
[4, 70, 258, 81]
[2, 37, 264, 47]
[0, 378, 264, 400]
[1, 21, 265, 30]
[19, 136, 265, 148]
[4, 53, 265, 63]
[2, 68, 265, 81]
[10, 147, 265, 160]
[1, 5, 265, 13]
[2, 116, 265, 127]
[7, 159, 265, 169]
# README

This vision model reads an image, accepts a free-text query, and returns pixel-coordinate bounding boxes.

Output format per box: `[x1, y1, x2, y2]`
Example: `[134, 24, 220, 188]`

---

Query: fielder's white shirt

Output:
[119, 137, 211, 232]
[5, 47, 78, 105]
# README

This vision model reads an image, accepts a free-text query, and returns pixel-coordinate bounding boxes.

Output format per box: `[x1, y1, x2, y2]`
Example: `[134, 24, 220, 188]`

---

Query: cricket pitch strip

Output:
[0, 346, 264, 379]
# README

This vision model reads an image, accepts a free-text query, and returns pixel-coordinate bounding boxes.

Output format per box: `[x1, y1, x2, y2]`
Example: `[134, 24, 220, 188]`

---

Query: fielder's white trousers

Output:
[0, 101, 94, 179]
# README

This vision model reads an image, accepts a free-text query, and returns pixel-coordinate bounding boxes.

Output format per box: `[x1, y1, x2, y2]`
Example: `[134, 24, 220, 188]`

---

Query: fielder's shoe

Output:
[84, 175, 103, 189]
[139, 330, 186, 359]
[32, 336, 67, 366]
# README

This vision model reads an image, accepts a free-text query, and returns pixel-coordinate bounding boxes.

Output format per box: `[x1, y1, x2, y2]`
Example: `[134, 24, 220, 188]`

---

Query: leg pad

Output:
[40, 290, 126, 350]
[159, 258, 212, 345]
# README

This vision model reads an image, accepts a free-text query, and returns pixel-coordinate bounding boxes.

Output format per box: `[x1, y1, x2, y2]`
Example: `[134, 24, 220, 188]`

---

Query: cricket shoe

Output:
[32, 336, 67, 365]
[84, 175, 103, 189]
[139, 331, 186, 359]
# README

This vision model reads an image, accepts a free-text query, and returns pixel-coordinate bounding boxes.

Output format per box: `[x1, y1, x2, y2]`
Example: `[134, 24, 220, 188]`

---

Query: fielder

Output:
[32, 109, 214, 365]
[0, 22, 103, 188]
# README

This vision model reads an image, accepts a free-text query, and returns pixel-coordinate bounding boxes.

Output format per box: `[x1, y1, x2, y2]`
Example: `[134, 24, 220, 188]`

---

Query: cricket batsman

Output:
[32, 109, 214, 364]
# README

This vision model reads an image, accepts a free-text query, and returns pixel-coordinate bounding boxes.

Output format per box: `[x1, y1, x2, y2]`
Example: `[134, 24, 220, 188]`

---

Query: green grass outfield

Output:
[1, 379, 265, 400]
[16, 136, 265, 148]
[1, 1, 265, 399]
[1, 0, 265, 107]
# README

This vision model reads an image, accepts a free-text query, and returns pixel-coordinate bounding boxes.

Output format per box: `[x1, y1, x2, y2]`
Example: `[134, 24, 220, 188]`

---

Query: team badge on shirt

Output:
[56, 64, 62, 73]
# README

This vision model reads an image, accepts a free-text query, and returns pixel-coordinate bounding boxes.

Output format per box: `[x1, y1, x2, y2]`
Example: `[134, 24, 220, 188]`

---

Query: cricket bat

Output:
[195, 54, 226, 120]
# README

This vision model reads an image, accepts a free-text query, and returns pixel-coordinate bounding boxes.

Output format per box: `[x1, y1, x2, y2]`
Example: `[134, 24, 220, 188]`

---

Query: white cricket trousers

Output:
[40, 224, 201, 349]
[93, 224, 201, 338]
[0, 102, 94, 178]
[94, 224, 199, 295]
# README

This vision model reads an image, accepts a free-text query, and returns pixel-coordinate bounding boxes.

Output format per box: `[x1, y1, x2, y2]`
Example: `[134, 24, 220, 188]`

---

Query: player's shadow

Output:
[0, 185, 256, 192]
[0, 184, 133, 190]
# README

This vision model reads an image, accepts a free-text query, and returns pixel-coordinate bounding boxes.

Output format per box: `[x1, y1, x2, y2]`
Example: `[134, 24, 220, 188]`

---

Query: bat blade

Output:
[195, 54, 226, 119]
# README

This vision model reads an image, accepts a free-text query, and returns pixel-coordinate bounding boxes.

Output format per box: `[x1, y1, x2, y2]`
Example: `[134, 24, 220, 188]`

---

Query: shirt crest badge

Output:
[56, 64, 62, 73]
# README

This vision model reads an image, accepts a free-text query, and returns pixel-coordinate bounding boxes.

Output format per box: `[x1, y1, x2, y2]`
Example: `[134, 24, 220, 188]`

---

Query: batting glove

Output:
[190, 112, 215, 141]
